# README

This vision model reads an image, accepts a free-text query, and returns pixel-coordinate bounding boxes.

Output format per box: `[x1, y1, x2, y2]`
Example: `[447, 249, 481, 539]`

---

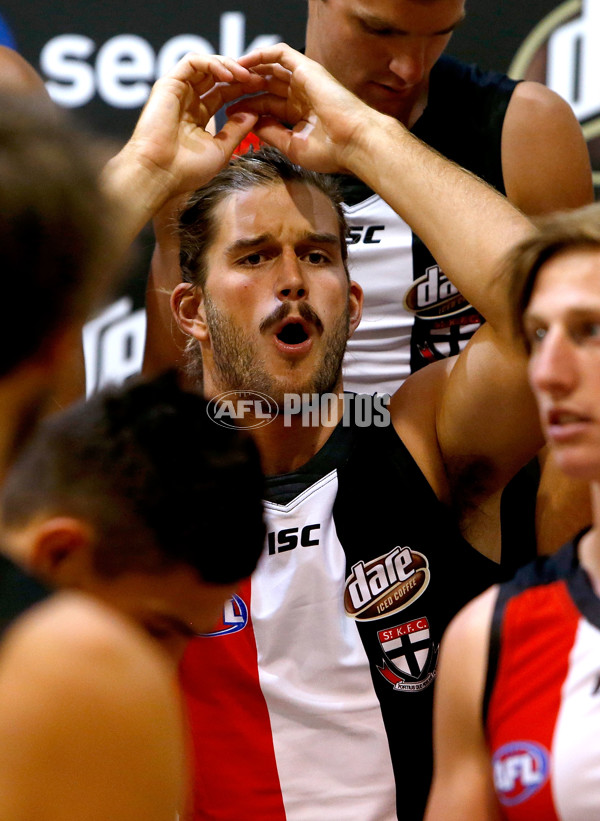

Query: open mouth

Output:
[276, 321, 309, 346]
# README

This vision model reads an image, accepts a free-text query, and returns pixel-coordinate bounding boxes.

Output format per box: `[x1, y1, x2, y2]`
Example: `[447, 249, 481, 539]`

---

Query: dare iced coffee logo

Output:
[344, 546, 430, 621]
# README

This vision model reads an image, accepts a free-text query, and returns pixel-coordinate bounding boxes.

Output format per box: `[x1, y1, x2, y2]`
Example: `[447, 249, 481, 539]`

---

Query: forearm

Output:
[344, 114, 533, 328]
[101, 149, 176, 256]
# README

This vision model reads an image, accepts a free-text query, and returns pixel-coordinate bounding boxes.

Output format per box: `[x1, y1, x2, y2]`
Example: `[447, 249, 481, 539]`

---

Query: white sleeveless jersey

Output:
[342, 193, 480, 394]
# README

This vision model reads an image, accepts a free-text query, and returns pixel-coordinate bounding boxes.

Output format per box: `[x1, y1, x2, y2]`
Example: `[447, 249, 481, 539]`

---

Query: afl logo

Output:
[492, 741, 550, 806]
[198, 593, 248, 637]
[207, 390, 278, 429]
[509, 0, 600, 186]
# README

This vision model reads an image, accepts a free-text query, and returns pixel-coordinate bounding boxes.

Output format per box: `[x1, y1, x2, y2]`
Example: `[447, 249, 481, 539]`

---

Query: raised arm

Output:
[234, 45, 544, 539]
[235, 44, 533, 330]
[425, 587, 501, 821]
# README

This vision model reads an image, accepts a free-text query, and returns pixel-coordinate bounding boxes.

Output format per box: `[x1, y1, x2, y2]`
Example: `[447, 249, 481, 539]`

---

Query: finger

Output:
[227, 93, 300, 123]
[168, 52, 257, 90]
[213, 111, 260, 157]
[200, 78, 267, 111]
[250, 116, 294, 154]
[245, 63, 292, 84]
[238, 42, 302, 73]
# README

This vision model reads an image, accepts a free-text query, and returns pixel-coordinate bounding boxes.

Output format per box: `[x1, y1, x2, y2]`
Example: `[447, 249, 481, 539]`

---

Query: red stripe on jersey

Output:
[487, 580, 580, 821]
[179, 578, 286, 820]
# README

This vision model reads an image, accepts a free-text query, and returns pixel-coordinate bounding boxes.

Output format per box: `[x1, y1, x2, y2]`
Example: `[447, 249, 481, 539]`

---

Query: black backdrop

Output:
[1, 0, 596, 176]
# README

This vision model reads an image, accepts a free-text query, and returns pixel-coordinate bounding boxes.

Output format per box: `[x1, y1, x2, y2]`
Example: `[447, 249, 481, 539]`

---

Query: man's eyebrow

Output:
[300, 232, 342, 247]
[225, 231, 341, 256]
[225, 233, 273, 256]
[357, 10, 466, 36]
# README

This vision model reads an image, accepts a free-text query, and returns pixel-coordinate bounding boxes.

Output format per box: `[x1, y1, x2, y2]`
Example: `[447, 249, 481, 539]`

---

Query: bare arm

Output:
[425, 587, 501, 821]
[0, 593, 186, 821]
[502, 82, 593, 216]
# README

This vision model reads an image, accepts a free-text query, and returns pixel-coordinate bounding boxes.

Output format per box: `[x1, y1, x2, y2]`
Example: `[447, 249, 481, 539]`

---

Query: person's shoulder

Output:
[0, 592, 185, 820]
[0, 592, 172, 724]
[3, 590, 150, 656]
[508, 79, 577, 121]
[444, 584, 498, 649]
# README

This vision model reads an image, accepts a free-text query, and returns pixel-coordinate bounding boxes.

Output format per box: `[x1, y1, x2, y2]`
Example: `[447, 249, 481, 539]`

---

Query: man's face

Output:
[85, 565, 238, 663]
[525, 247, 600, 481]
[181, 181, 362, 405]
[1, 517, 237, 663]
[305, 0, 465, 124]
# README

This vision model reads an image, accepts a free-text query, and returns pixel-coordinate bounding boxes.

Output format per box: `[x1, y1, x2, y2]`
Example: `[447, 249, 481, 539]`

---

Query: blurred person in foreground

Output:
[0, 50, 262, 820]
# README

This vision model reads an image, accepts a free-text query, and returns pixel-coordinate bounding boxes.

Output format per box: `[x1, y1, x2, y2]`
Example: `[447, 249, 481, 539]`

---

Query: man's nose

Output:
[276, 252, 308, 301]
[388, 40, 426, 86]
[529, 328, 577, 398]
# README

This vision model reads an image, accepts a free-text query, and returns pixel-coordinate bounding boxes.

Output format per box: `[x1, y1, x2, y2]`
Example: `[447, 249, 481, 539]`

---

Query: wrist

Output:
[342, 111, 410, 183]
[101, 146, 175, 241]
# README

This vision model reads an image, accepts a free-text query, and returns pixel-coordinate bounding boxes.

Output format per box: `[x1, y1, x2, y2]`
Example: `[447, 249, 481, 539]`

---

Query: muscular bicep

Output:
[502, 82, 593, 216]
[436, 322, 544, 510]
[425, 588, 501, 821]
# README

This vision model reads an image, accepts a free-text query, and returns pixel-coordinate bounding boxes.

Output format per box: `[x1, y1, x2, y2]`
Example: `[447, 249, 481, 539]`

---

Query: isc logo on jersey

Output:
[510, 0, 600, 187]
[344, 546, 430, 621]
[492, 741, 550, 806]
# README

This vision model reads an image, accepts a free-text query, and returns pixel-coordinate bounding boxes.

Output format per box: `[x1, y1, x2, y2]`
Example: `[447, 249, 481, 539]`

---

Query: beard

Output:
[202, 294, 349, 406]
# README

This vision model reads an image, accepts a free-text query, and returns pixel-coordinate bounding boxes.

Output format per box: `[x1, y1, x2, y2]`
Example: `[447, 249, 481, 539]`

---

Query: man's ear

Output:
[29, 517, 95, 587]
[348, 280, 363, 339]
[171, 283, 209, 342]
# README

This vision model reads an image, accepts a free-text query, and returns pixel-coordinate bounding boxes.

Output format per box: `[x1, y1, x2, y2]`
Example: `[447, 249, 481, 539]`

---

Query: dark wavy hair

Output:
[1, 372, 265, 584]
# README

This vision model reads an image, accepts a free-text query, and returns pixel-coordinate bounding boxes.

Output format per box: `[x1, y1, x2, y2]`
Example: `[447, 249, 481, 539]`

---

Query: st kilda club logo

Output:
[509, 0, 600, 187]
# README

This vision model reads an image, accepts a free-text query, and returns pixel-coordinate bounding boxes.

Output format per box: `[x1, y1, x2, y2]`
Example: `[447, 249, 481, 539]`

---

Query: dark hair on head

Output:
[1, 372, 266, 584]
[0, 93, 117, 377]
[507, 202, 600, 342]
[177, 145, 349, 290]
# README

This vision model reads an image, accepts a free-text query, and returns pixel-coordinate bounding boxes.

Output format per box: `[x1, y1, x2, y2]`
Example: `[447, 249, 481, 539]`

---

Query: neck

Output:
[204, 373, 347, 475]
[251, 407, 342, 475]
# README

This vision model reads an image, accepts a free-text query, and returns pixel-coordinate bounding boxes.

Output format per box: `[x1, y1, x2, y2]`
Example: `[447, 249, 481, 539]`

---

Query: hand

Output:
[232, 43, 387, 173]
[104, 52, 264, 218]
